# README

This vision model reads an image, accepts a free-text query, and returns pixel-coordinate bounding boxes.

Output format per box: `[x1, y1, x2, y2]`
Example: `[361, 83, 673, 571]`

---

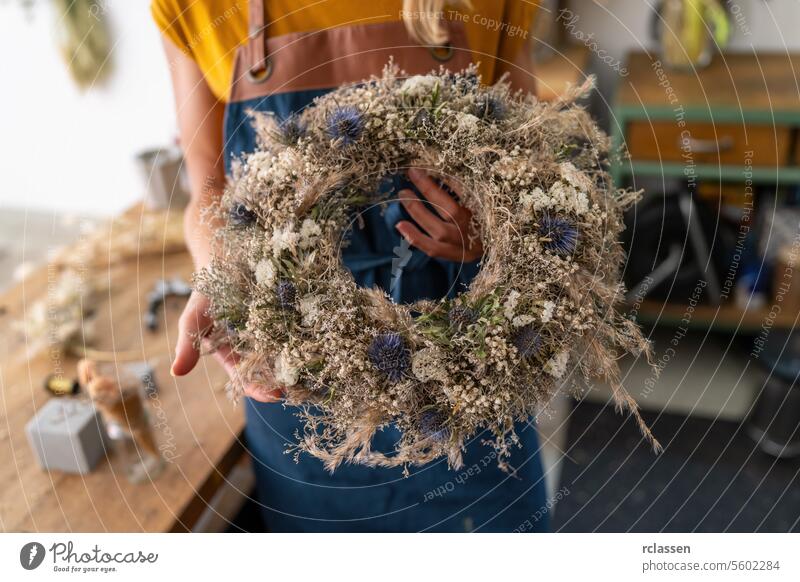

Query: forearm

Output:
[177, 101, 225, 271]
[161, 36, 226, 270]
[183, 184, 222, 270]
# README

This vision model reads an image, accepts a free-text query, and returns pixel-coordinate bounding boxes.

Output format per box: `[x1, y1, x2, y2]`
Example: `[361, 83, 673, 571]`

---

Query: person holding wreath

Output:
[153, 0, 549, 532]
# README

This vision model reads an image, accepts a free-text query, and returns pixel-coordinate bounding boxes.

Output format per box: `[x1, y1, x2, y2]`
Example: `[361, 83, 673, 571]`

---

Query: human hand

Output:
[396, 168, 483, 262]
[172, 291, 284, 402]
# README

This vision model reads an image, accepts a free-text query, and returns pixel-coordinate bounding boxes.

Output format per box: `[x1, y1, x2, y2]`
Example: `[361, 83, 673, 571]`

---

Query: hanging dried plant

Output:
[53, 0, 113, 89]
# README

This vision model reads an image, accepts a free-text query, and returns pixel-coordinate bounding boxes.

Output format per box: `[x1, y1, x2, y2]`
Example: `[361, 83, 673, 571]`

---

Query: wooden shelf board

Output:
[630, 299, 799, 333]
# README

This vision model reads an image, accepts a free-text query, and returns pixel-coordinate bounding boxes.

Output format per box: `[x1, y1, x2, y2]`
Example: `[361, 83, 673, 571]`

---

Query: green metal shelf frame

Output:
[609, 104, 800, 186]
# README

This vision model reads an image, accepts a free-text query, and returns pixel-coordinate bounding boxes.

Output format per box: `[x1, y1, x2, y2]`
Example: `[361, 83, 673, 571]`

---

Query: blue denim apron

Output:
[224, 1, 548, 532]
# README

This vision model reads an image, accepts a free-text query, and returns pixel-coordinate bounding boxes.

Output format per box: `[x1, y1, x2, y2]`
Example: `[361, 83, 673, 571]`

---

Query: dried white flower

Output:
[512, 314, 535, 328]
[457, 112, 480, 133]
[544, 351, 569, 379]
[548, 181, 589, 215]
[274, 349, 300, 386]
[401, 74, 438, 96]
[299, 218, 321, 249]
[269, 223, 300, 257]
[540, 300, 555, 323]
[559, 162, 594, 192]
[298, 294, 322, 327]
[503, 290, 521, 321]
[520, 187, 548, 216]
[254, 258, 276, 287]
[411, 346, 448, 383]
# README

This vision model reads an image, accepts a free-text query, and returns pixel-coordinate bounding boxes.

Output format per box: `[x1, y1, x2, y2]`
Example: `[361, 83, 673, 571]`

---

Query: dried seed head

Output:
[275, 279, 297, 310]
[419, 410, 450, 442]
[327, 105, 365, 146]
[368, 332, 410, 382]
[229, 203, 257, 227]
[512, 325, 545, 361]
[538, 213, 578, 255]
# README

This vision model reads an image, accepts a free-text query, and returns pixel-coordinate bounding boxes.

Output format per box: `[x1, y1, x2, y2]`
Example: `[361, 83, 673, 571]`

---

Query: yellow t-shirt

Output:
[151, 0, 538, 101]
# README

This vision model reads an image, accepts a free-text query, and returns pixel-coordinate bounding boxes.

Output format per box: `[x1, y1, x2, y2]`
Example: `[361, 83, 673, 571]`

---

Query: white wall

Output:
[0, 0, 176, 216]
[1, 0, 799, 217]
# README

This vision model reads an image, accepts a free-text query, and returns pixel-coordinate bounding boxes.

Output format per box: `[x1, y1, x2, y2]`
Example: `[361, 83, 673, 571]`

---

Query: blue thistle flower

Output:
[473, 95, 506, 120]
[229, 203, 257, 227]
[419, 410, 450, 442]
[512, 325, 545, 361]
[326, 105, 365, 146]
[278, 114, 306, 145]
[448, 305, 478, 331]
[411, 108, 433, 130]
[538, 213, 578, 255]
[275, 279, 296, 310]
[225, 318, 243, 333]
[448, 71, 479, 94]
[368, 332, 410, 382]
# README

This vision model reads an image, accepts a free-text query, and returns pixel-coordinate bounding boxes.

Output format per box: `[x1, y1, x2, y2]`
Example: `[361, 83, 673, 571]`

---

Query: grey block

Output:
[25, 398, 108, 474]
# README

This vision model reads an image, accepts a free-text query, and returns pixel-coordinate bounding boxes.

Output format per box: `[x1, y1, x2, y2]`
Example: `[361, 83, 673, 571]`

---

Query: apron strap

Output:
[246, 0, 271, 82]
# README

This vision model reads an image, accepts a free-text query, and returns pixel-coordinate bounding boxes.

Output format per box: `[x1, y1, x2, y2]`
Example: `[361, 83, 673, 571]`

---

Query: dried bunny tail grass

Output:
[362, 287, 415, 329]
[304, 430, 464, 473]
[294, 170, 352, 217]
[580, 335, 662, 453]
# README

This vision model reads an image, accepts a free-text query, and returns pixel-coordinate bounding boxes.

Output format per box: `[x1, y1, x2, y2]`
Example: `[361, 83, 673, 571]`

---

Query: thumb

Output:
[171, 292, 211, 377]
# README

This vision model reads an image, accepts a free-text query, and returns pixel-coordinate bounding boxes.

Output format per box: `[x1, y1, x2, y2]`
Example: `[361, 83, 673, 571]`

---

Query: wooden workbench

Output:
[0, 210, 245, 532]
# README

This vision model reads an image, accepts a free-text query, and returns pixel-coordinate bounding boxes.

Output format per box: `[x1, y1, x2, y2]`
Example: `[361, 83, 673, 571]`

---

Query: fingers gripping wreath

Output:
[196, 63, 659, 472]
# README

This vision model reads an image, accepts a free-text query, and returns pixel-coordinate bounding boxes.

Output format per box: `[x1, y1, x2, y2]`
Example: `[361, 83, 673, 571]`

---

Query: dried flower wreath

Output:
[197, 63, 659, 472]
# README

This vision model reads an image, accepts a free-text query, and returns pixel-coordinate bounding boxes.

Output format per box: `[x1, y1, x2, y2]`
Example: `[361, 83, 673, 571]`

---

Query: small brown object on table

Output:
[0, 206, 245, 532]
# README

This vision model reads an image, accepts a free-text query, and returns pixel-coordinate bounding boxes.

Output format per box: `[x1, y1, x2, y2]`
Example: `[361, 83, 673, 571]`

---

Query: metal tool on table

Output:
[144, 277, 192, 331]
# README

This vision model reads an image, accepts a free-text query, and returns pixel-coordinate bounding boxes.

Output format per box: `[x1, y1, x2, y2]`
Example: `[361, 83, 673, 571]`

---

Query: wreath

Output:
[197, 63, 659, 472]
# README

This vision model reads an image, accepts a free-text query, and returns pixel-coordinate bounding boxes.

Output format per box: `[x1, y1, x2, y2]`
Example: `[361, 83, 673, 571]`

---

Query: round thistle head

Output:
[538, 213, 578, 255]
[512, 325, 545, 361]
[275, 279, 297, 310]
[419, 410, 450, 443]
[473, 95, 506, 121]
[326, 105, 364, 146]
[278, 114, 306, 145]
[368, 332, 410, 382]
[449, 71, 480, 94]
[411, 108, 433, 130]
[225, 318, 244, 333]
[448, 305, 478, 331]
[229, 203, 257, 227]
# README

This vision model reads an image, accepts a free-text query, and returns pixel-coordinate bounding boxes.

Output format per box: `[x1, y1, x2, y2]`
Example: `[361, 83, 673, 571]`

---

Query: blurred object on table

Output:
[25, 398, 107, 474]
[13, 266, 101, 359]
[52, 207, 185, 270]
[135, 146, 190, 211]
[144, 278, 192, 332]
[653, 0, 731, 70]
[14, 206, 185, 360]
[80, 359, 165, 484]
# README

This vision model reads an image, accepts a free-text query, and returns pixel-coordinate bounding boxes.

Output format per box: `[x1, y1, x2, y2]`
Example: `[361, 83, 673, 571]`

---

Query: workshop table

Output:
[0, 210, 246, 532]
